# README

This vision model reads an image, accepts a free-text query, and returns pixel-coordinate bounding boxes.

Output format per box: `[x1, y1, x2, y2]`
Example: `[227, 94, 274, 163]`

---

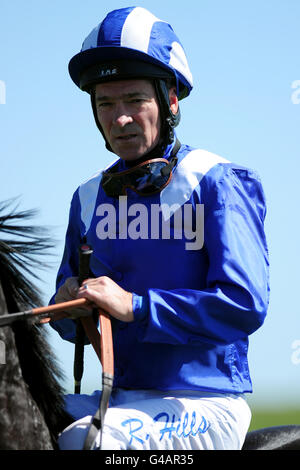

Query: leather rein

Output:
[73, 242, 114, 450]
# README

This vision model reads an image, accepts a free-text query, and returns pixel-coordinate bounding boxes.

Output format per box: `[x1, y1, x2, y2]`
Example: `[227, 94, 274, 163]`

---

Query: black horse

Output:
[0, 199, 299, 450]
[0, 200, 72, 449]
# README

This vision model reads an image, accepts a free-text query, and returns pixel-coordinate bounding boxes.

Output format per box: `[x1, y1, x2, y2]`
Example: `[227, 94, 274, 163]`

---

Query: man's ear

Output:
[169, 87, 179, 115]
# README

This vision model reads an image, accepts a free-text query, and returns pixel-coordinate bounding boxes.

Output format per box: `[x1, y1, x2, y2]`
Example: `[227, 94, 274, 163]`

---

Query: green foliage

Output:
[250, 407, 300, 431]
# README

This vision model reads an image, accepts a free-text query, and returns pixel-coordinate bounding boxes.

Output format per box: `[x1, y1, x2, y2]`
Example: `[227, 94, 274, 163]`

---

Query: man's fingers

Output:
[52, 276, 95, 322]
[40, 311, 68, 323]
[55, 277, 80, 304]
[46, 306, 94, 323]
[76, 278, 133, 322]
[77, 284, 100, 305]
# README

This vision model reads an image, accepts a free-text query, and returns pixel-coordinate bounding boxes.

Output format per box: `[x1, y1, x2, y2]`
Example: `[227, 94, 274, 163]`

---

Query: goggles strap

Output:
[160, 139, 181, 177]
[160, 155, 177, 177]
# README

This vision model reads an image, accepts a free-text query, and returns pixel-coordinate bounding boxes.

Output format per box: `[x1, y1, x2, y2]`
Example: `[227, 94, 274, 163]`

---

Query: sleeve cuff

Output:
[132, 293, 149, 322]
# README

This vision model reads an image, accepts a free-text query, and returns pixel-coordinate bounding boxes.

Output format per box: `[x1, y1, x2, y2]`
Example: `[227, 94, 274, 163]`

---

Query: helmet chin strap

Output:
[90, 79, 181, 161]
[153, 79, 181, 146]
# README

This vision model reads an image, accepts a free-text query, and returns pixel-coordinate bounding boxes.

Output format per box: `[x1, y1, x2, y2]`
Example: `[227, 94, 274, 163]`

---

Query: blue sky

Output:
[1, 1, 299, 408]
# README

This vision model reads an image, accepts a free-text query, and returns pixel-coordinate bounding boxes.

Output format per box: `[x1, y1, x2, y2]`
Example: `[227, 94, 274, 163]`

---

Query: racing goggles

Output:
[101, 156, 178, 198]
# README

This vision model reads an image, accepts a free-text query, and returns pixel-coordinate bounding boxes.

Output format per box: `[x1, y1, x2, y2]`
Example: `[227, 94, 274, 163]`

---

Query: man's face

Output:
[95, 79, 161, 161]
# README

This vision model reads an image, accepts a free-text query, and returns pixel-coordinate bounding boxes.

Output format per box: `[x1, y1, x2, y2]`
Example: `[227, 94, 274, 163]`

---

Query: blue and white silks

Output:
[50, 141, 269, 395]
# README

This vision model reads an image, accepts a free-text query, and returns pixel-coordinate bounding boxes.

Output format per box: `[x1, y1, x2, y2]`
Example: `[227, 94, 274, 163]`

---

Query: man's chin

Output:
[112, 144, 148, 162]
[110, 137, 161, 162]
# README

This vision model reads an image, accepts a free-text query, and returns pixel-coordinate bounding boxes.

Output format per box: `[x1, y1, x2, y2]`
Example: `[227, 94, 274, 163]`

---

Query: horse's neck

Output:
[0, 280, 54, 449]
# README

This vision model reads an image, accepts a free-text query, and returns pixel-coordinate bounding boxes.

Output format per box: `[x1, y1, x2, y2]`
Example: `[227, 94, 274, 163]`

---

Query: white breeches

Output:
[58, 389, 251, 450]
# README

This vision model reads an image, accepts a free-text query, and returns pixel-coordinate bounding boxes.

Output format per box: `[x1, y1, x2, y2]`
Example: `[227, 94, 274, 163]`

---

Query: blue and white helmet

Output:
[68, 6, 193, 101]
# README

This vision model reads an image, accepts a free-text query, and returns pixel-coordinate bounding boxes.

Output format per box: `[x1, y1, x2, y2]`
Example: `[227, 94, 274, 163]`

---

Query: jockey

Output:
[50, 6, 269, 450]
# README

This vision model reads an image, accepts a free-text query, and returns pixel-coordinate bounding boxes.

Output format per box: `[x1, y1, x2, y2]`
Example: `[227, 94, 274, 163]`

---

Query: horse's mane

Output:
[0, 199, 72, 445]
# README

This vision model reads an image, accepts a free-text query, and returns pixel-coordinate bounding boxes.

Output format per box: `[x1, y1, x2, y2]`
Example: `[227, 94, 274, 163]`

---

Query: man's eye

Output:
[98, 102, 112, 108]
[130, 99, 144, 104]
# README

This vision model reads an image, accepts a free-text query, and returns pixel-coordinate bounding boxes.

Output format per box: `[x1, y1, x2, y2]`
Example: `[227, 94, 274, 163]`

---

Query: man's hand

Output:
[48, 276, 133, 323]
[50, 277, 93, 321]
[77, 276, 134, 322]
[55, 277, 81, 304]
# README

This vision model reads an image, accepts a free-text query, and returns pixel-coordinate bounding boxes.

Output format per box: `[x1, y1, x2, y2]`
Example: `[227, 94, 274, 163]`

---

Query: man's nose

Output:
[113, 104, 133, 127]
